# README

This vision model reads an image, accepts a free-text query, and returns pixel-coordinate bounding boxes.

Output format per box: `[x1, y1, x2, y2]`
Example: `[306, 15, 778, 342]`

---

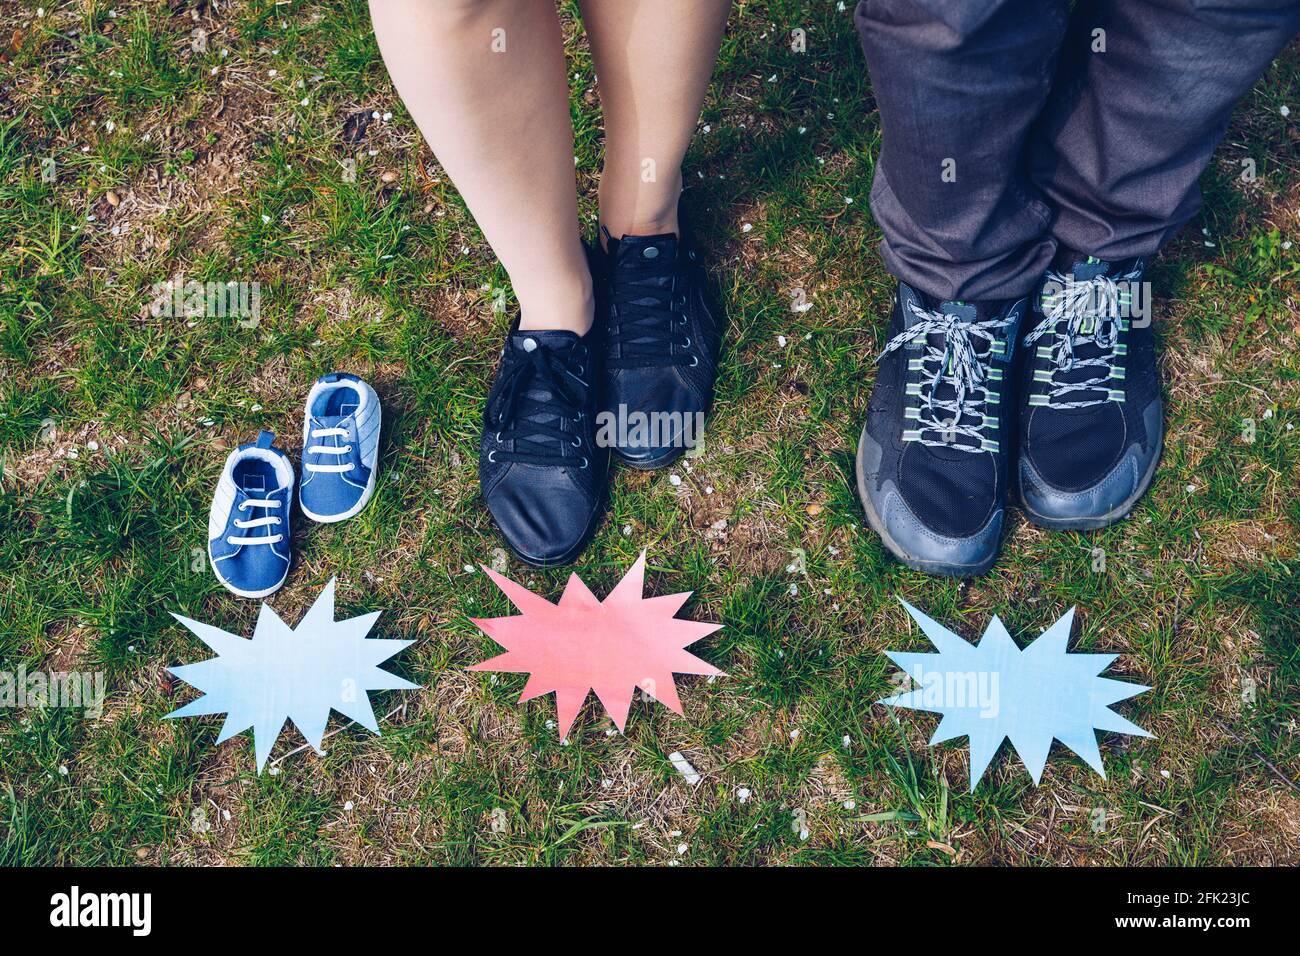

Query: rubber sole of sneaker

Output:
[608, 406, 711, 472]
[854, 430, 1000, 578]
[611, 445, 686, 471]
[1017, 427, 1163, 532]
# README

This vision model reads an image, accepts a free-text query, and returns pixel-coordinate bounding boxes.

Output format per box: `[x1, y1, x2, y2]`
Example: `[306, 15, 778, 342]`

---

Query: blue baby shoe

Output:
[299, 372, 382, 523]
[208, 430, 295, 598]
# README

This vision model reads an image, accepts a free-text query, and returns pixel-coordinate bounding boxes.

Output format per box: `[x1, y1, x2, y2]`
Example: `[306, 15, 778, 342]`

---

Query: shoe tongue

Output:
[506, 329, 581, 422]
[609, 232, 678, 269]
[905, 290, 993, 327]
[938, 300, 979, 322]
[237, 473, 285, 502]
[313, 412, 352, 430]
[919, 299, 991, 351]
[1069, 258, 1110, 281]
[309, 414, 353, 464]
[1052, 248, 1112, 280]
[509, 328, 579, 355]
[235, 478, 284, 541]
[904, 297, 977, 353]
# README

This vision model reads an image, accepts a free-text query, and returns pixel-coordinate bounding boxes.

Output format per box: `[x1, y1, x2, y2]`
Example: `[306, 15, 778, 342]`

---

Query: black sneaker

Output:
[855, 283, 1027, 577]
[479, 322, 607, 566]
[1018, 254, 1162, 529]
[596, 211, 720, 469]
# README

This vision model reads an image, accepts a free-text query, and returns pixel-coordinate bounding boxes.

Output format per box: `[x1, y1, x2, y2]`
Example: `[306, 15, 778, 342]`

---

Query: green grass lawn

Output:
[1, 0, 1297, 866]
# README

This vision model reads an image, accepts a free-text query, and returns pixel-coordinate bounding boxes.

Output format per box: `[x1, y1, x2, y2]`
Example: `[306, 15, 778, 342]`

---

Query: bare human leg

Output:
[580, 0, 731, 242]
[369, 0, 593, 333]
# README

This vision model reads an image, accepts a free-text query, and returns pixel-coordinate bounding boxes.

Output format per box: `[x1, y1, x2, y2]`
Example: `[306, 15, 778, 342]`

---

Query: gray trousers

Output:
[855, 0, 1300, 301]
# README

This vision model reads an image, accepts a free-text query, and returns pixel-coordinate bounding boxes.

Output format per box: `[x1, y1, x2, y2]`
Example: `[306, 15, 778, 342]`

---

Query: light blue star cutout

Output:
[165, 579, 419, 772]
[879, 600, 1153, 790]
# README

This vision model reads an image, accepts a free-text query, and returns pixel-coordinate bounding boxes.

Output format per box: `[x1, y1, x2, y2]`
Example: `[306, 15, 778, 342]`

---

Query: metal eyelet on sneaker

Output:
[681, 336, 691, 349]
[495, 431, 503, 442]
[571, 435, 582, 448]
[487, 450, 498, 463]
[578, 456, 589, 469]
[688, 355, 700, 367]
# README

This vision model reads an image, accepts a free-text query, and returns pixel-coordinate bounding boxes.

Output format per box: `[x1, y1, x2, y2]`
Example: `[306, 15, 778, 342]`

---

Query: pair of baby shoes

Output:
[207, 373, 381, 598]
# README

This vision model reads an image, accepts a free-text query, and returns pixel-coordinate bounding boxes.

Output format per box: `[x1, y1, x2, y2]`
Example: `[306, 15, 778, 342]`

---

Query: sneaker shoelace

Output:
[879, 302, 1007, 453]
[606, 245, 693, 371]
[1023, 263, 1142, 409]
[487, 341, 589, 469]
[228, 496, 283, 546]
[305, 425, 354, 474]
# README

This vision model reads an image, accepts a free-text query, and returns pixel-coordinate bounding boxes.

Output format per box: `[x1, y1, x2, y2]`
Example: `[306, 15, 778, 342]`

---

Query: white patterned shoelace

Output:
[1023, 265, 1142, 409]
[879, 302, 1006, 453]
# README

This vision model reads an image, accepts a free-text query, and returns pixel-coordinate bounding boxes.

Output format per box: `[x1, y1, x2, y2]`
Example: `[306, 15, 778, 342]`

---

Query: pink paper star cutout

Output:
[469, 552, 724, 740]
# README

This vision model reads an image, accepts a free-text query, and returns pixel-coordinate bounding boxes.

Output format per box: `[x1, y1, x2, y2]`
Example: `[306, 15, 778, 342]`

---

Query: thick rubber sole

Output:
[612, 444, 686, 472]
[502, 531, 595, 569]
[1018, 430, 1163, 532]
[854, 432, 1000, 578]
[608, 405, 711, 473]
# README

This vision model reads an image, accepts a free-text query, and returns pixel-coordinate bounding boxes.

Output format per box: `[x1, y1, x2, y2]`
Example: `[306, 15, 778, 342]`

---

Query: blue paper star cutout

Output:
[165, 579, 419, 772]
[879, 600, 1153, 790]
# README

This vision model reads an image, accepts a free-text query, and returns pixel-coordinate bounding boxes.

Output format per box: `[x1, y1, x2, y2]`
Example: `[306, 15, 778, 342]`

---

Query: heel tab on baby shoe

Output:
[255, 430, 276, 449]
